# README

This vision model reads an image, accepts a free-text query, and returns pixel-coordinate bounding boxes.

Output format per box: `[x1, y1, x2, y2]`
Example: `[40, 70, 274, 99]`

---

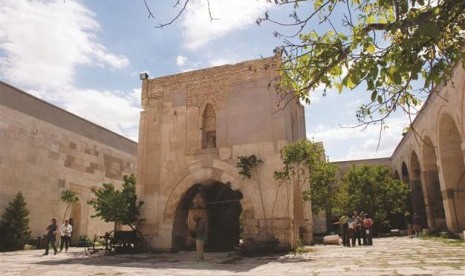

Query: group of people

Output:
[338, 211, 374, 247]
[43, 218, 73, 255]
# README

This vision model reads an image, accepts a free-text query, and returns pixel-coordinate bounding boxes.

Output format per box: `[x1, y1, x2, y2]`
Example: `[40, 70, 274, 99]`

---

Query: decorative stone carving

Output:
[192, 192, 206, 209]
[202, 104, 216, 132]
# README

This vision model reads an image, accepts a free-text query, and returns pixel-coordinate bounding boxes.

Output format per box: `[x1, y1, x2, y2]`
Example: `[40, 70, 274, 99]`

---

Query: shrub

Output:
[0, 192, 31, 251]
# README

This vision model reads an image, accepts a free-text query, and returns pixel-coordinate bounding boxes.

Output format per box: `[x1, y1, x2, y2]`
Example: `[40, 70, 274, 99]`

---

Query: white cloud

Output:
[308, 116, 410, 161]
[176, 55, 187, 66]
[208, 58, 236, 67]
[0, 0, 138, 141]
[61, 88, 141, 141]
[31, 86, 141, 141]
[0, 0, 129, 89]
[181, 0, 272, 50]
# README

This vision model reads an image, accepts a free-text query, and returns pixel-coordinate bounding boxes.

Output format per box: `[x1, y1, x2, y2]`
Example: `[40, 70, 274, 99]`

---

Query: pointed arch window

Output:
[201, 104, 216, 149]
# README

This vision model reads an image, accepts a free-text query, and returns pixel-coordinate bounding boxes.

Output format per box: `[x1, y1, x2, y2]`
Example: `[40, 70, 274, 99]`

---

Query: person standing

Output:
[352, 211, 362, 247]
[59, 219, 73, 253]
[360, 212, 367, 245]
[363, 214, 374, 245]
[194, 214, 206, 261]
[404, 211, 413, 238]
[338, 214, 350, 247]
[43, 218, 58, 255]
[413, 213, 421, 237]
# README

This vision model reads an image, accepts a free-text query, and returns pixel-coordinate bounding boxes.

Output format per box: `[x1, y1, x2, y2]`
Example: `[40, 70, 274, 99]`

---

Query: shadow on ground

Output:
[33, 250, 313, 273]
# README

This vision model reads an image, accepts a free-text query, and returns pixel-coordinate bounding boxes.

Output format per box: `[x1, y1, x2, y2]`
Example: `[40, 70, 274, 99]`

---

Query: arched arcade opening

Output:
[438, 114, 465, 232]
[410, 151, 427, 228]
[171, 180, 243, 251]
[421, 137, 446, 231]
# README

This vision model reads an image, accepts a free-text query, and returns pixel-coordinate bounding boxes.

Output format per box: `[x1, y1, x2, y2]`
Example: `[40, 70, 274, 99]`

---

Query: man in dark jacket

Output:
[43, 218, 58, 255]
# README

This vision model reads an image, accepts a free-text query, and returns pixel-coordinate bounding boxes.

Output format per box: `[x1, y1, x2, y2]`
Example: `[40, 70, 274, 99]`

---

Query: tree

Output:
[60, 189, 79, 223]
[150, 0, 465, 125]
[302, 158, 339, 231]
[0, 192, 31, 251]
[274, 139, 338, 232]
[266, 0, 464, 126]
[87, 174, 144, 231]
[236, 155, 268, 236]
[335, 165, 409, 231]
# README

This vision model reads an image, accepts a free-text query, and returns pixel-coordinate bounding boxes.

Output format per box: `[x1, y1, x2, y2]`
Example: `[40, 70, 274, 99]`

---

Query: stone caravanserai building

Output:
[1, 51, 463, 250]
[0, 82, 137, 242]
[333, 62, 465, 235]
[390, 63, 465, 234]
[136, 52, 311, 251]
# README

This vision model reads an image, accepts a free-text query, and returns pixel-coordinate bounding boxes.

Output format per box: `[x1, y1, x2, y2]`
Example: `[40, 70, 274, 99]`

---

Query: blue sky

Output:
[0, 0, 414, 161]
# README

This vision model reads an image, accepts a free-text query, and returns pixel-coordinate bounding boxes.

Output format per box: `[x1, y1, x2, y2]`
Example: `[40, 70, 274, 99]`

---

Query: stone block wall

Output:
[0, 82, 137, 241]
[137, 53, 310, 250]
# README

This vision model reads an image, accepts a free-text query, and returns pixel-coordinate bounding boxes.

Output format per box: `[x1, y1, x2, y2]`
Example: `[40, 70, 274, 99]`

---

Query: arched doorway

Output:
[438, 114, 465, 231]
[171, 180, 243, 251]
[69, 202, 81, 246]
[401, 162, 413, 212]
[410, 151, 427, 228]
[422, 136, 446, 231]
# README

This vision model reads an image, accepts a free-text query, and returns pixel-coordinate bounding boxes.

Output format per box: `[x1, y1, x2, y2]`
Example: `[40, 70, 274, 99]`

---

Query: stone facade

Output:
[0, 82, 137, 241]
[333, 158, 392, 179]
[137, 52, 310, 251]
[391, 63, 465, 233]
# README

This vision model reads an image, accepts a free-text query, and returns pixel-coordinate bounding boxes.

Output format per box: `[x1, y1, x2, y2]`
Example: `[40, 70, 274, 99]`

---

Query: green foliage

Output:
[60, 189, 79, 223]
[274, 139, 324, 183]
[303, 161, 339, 214]
[0, 192, 31, 251]
[335, 165, 409, 229]
[77, 235, 93, 247]
[270, 0, 465, 124]
[237, 155, 269, 236]
[236, 155, 263, 179]
[87, 174, 144, 230]
[61, 189, 79, 204]
[275, 139, 338, 218]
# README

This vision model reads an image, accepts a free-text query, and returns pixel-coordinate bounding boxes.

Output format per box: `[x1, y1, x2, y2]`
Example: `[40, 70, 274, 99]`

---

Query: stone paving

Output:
[1, 236, 464, 276]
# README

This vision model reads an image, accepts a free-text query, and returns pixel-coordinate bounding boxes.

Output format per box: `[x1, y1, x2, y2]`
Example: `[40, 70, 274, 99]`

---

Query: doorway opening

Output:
[172, 180, 243, 251]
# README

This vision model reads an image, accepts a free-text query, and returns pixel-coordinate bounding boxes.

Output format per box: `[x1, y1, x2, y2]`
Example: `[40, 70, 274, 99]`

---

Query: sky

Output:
[0, 0, 417, 161]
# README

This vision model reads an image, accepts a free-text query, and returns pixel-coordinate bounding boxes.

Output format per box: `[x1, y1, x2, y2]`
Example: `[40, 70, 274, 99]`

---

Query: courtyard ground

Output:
[1, 236, 464, 276]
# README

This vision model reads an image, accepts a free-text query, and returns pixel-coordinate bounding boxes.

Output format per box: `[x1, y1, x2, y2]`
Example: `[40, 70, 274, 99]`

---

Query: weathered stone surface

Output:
[1, 236, 464, 276]
[0, 82, 137, 241]
[137, 53, 310, 251]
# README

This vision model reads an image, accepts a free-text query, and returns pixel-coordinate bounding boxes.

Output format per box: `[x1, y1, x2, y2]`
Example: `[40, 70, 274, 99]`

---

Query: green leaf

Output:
[371, 91, 377, 102]
[347, 76, 356, 89]
[367, 15, 375, 24]
[366, 43, 376, 54]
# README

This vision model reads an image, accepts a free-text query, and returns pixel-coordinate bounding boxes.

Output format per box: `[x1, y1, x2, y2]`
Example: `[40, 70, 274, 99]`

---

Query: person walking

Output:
[59, 219, 73, 253]
[193, 214, 206, 261]
[43, 218, 58, 255]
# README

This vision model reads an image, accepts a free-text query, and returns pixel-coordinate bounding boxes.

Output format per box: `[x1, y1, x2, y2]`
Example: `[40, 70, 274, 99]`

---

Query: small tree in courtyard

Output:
[274, 139, 337, 241]
[302, 158, 339, 231]
[60, 189, 79, 223]
[236, 155, 267, 236]
[274, 139, 338, 233]
[335, 165, 409, 231]
[87, 174, 144, 231]
[0, 192, 31, 251]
